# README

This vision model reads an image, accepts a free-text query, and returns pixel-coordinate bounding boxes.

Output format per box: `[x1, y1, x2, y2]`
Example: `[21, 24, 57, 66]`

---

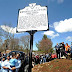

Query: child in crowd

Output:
[9, 53, 17, 72]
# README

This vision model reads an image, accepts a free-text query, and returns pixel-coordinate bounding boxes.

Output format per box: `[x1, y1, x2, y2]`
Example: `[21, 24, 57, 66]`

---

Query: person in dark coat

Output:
[61, 42, 65, 57]
[70, 42, 72, 59]
[55, 43, 60, 59]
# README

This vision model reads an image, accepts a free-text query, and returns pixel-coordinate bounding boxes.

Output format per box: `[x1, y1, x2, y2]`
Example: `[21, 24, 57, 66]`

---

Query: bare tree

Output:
[0, 23, 16, 50]
[0, 37, 2, 46]
[1, 39, 9, 52]
[9, 37, 19, 50]
[20, 35, 30, 49]
[20, 35, 30, 55]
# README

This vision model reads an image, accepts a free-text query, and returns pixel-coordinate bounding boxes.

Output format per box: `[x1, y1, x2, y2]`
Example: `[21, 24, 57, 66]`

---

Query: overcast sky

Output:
[0, 0, 72, 50]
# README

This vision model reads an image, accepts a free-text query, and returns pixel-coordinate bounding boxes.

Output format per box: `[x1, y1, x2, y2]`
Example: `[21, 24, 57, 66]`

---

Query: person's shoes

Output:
[60, 55, 66, 59]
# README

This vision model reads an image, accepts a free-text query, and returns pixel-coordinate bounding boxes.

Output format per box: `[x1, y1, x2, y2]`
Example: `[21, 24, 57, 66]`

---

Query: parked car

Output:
[9, 51, 25, 61]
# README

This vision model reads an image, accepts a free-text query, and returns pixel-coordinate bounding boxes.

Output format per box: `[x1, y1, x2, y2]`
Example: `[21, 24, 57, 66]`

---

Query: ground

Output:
[32, 59, 72, 72]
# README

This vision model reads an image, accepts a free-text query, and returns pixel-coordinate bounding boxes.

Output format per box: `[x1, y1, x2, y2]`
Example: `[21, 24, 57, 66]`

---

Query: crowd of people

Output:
[55, 42, 72, 59]
[32, 53, 52, 67]
[0, 42, 72, 72]
[32, 42, 72, 67]
[0, 53, 21, 72]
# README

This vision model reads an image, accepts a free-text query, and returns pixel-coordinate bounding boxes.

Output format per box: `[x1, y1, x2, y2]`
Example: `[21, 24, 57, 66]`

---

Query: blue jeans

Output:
[43, 58, 46, 63]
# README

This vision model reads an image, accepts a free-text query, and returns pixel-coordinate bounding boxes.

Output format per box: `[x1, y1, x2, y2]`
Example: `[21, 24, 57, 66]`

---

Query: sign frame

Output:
[16, 3, 49, 32]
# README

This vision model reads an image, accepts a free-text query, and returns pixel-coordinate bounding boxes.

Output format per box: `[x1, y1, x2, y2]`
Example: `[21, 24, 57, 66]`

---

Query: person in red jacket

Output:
[65, 43, 70, 53]
[51, 53, 57, 60]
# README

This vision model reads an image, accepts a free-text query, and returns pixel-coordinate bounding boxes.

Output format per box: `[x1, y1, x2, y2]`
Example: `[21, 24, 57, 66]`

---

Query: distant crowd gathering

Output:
[0, 52, 21, 72]
[32, 42, 72, 66]
[0, 42, 72, 72]
[32, 53, 52, 67]
[55, 42, 72, 59]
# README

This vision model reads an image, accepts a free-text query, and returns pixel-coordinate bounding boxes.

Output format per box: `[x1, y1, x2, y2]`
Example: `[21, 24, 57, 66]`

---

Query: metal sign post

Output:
[28, 30, 36, 72]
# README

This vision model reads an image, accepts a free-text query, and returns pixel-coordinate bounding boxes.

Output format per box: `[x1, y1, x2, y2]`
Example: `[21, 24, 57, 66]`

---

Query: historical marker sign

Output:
[17, 3, 48, 32]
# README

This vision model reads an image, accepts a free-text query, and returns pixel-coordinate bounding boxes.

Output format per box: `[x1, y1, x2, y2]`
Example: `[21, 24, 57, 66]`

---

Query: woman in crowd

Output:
[1, 52, 22, 72]
[65, 43, 70, 53]
[1, 56, 6, 72]
[1, 55, 10, 72]
[11, 53, 21, 72]
[9, 53, 17, 72]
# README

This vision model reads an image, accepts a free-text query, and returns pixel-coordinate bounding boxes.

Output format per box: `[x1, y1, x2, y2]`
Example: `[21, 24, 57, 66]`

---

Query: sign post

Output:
[29, 30, 34, 72]
[17, 3, 49, 72]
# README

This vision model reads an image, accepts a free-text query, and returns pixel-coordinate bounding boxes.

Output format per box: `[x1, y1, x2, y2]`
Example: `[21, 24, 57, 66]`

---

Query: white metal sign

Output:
[17, 3, 48, 32]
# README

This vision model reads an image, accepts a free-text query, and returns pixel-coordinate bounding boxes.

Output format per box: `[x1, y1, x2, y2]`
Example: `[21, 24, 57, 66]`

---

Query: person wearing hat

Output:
[1, 55, 10, 72]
